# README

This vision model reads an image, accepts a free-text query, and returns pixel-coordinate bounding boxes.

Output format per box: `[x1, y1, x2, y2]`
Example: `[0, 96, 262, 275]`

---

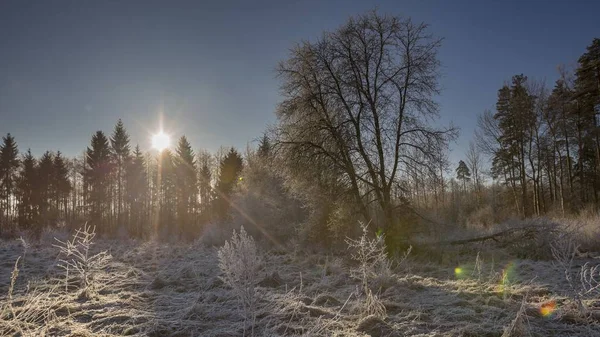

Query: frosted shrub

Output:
[345, 222, 390, 290]
[218, 226, 264, 335]
[54, 224, 111, 298]
[346, 222, 389, 319]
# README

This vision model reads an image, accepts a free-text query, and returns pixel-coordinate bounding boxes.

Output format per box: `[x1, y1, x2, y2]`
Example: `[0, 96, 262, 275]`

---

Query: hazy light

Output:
[152, 131, 170, 152]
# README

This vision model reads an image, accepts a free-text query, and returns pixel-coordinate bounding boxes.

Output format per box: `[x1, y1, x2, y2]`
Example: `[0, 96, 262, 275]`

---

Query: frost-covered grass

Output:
[2, 231, 600, 336]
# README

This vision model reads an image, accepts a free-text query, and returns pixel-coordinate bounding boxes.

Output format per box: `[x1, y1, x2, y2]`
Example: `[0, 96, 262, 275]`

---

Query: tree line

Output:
[457, 38, 600, 220]
[397, 38, 600, 227]
[0, 119, 252, 239]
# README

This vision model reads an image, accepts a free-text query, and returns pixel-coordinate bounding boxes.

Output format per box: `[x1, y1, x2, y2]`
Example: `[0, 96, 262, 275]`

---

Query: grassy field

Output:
[2, 225, 600, 336]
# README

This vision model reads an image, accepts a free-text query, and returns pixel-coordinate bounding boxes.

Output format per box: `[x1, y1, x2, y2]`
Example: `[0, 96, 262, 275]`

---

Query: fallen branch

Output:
[437, 223, 559, 246]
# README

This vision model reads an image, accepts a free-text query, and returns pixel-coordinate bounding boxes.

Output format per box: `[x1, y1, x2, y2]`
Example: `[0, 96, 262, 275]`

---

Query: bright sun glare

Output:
[152, 131, 170, 152]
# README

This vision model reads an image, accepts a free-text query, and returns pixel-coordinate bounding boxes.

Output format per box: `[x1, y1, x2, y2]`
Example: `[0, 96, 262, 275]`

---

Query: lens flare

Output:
[501, 262, 516, 284]
[498, 261, 517, 295]
[540, 301, 556, 317]
[152, 131, 170, 152]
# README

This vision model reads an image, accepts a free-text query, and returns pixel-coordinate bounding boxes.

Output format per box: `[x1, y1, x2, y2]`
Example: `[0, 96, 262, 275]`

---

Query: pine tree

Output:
[110, 119, 131, 230]
[574, 38, 600, 204]
[547, 78, 576, 208]
[575, 38, 600, 110]
[493, 75, 535, 216]
[455, 160, 471, 192]
[85, 131, 112, 233]
[0, 133, 19, 231]
[215, 147, 243, 221]
[17, 149, 38, 231]
[174, 136, 197, 238]
[126, 145, 148, 237]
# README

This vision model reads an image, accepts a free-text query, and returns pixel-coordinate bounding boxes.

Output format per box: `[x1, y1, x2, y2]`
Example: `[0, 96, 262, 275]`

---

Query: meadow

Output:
[2, 217, 600, 337]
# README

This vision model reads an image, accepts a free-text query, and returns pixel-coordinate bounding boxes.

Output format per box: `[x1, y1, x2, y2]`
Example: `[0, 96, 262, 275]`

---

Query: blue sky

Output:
[0, 0, 598, 166]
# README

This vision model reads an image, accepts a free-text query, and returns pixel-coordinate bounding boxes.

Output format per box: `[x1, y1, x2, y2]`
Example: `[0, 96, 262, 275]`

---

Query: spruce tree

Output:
[17, 149, 38, 231]
[257, 133, 271, 158]
[126, 145, 148, 237]
[110, 119, 131, 230]
[197, 151, 212, 223]
[53, 151, 71, 221]
[0, 133, 19, 230]
[85, 131, 112, 233]
[153, 149, 177, 238]
[174, 136, 197, 237]
[37, 151, 54, 224]
[215, 147, 243, 221]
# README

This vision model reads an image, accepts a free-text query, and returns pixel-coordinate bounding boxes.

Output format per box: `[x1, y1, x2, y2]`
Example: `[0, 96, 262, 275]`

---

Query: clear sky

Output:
[1, 0, 598, 164]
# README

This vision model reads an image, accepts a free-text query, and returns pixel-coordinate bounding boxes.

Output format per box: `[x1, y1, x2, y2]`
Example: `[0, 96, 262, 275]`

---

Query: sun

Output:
[152, 131, 170, 152]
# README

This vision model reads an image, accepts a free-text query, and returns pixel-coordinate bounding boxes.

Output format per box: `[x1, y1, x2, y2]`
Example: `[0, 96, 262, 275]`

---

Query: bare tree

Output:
[466, 141, 483, 202]
[475, 109, 502, 157]
[275, 11, 457, 237]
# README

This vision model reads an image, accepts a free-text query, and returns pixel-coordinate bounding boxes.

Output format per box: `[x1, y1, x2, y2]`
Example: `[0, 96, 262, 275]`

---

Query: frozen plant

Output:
[579, 262, 600, 299]
[345, 222, 390, 291]
[54, 224, 111, 297]
[218, 226, 264, 336]
[345, 222, 390, 319]
[362, 288, 387, 319]
[16, 237, 29, 269]
[0, 257, 59, 336]
[501, 295, 530, 337]
[550, 234, 600, 315]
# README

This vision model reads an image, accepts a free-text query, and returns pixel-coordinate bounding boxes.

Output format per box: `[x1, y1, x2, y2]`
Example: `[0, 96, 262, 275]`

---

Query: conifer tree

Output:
[38, 151, 56, 225]
[17, 149, 38, 230]
[157, 149, 176, 237]
[110, 119, 131, 230]
[215, 147, 243, 221]
[53, 151, 71, 220]
[257, 133, 271, 159]
[197, 150, 212, 223]
[0, 133, 19, 230]
[455, 160, 471, 192]
[126, 145, 148, 237]
[493, 74, 535, 216]
[574, 38, 600, 203]
[173, 136, 197, 237]
[85, 131, 112, 233]
[547, 77, 576, 209]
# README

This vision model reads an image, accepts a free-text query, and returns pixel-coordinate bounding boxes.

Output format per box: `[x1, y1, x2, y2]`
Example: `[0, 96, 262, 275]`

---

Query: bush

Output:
[346, 223, 390, 290]
[217, 226, 264, 335]
[54, 224, 111, 297]
[346, 222, 392, 319]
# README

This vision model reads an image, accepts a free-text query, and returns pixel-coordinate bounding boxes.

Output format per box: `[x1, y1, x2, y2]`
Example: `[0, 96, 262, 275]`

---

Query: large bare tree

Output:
[275, 11, 457, 237]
